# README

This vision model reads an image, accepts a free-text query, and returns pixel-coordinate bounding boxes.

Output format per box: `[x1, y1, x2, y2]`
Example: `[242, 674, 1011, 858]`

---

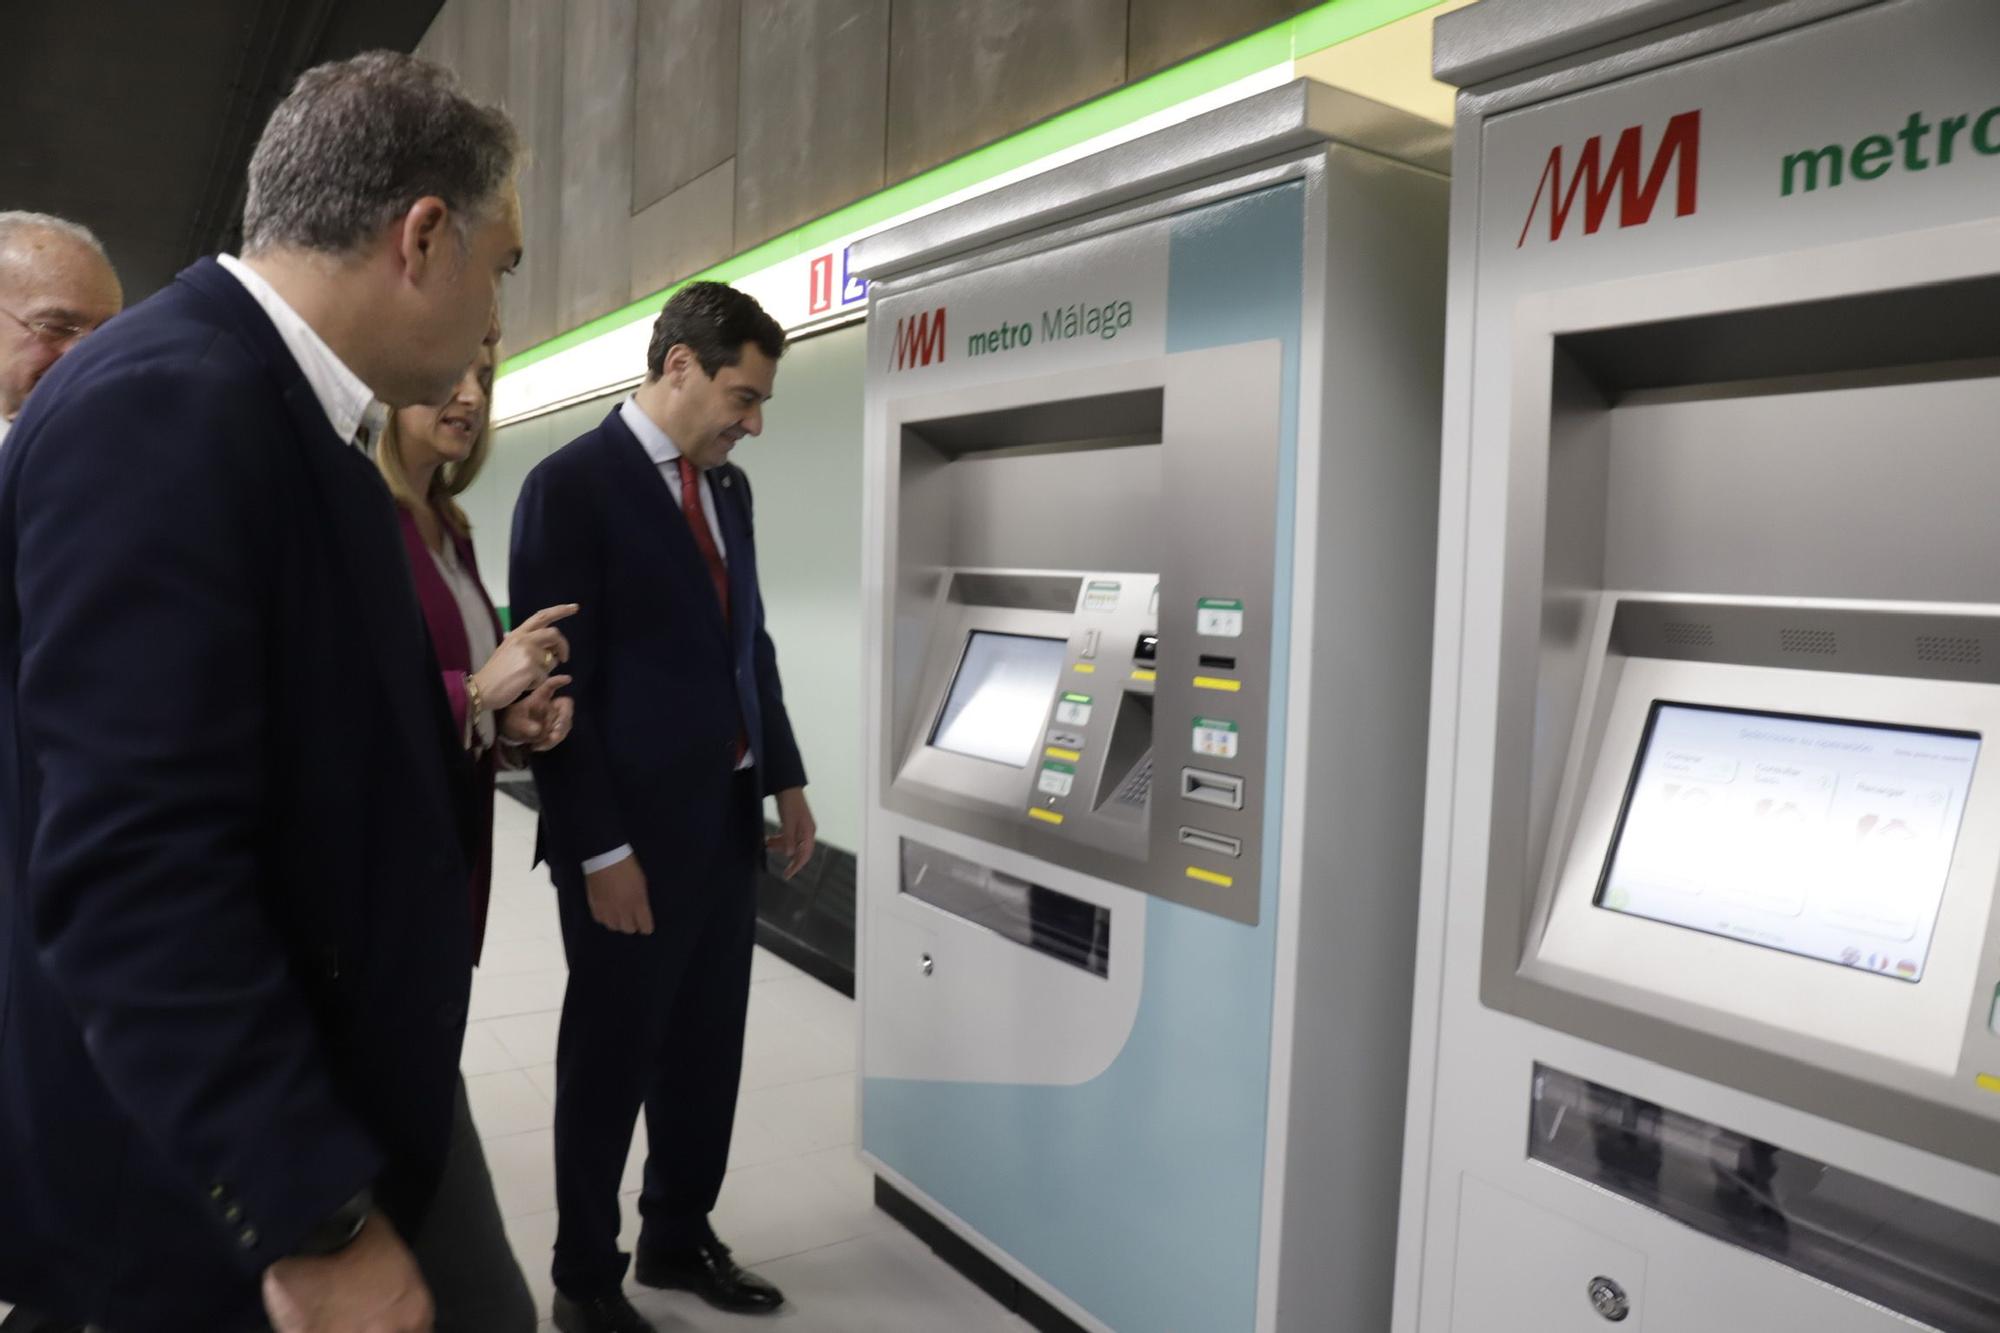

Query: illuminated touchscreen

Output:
[929, 632, 1068, 768]
[1597, 703, 1979, 982]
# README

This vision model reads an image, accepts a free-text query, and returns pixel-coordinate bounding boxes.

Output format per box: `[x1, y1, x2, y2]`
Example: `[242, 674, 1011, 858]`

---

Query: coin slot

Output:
[1198, 654, 1237, 671]
[1178, 826, 1242, 858]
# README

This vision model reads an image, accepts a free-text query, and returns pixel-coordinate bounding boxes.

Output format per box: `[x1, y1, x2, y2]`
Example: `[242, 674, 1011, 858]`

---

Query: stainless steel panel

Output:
[735, 0, 889, 248]
[855, 81, 1449, 283]
[1613, 599, 2000, 685]
[633, 0, 738, 212]
[884, 0, 1126, 184]
[1531, 1064, 2000, 1332]
[900, 838, 1112, 977]
[879, 343, 1281, 925]
[1432, 0, 1738, 88]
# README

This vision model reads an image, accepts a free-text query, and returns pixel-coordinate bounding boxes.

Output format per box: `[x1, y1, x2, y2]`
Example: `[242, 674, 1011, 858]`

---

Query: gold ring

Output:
[542, 650, 556, 670]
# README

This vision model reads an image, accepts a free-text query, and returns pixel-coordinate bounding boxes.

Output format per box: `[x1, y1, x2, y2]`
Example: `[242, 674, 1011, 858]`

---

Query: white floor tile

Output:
[739, 1072, 856, 1159]
[466, 1068, 556, 1138]
[501, 1206, 559, 1318]
[459, 1018, 521, 1076]
[478, 934, 571, 976]
[524, 1062, 559, 1104]
[485, 1128, 558, 1220]
[701, 1145, 893, 1268]
[487, 1009, 565, 1069]
[751, 947, 804, 983]
[469, 966, 570, 1021]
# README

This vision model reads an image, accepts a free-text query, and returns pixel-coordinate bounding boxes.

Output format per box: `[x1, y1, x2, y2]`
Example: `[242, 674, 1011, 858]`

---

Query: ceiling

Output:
[0, 0, 443, 299]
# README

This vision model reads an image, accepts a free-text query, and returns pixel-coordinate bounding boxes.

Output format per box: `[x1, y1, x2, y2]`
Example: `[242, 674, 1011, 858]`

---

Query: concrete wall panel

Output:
[631, 159, 736, 298]
[1127, 0, 1314, 80]
[502, 0, 564, 350]
[633, 0, 740, 212]
[885, 0, 1125, 183]
[734, 0, 889, 249]
[557, 0, 637, 332]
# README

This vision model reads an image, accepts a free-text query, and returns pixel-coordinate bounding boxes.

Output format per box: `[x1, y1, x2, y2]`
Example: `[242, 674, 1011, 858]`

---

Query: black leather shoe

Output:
[635, 1235, 786, 1314]
[553, 1288, 657, 1333]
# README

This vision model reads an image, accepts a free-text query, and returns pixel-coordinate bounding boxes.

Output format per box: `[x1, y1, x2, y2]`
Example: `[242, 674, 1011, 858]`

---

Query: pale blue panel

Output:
[865, 181, 1306, 1333]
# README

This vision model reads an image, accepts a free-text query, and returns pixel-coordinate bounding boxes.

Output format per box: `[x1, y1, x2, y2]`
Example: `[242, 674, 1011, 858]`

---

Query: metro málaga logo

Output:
[1517, 109, 1702, 247]
[891, 307, 946, 370]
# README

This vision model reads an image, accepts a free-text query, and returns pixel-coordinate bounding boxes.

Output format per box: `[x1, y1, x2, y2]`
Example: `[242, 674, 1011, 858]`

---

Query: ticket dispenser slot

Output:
[1182, 767, 1245, 811]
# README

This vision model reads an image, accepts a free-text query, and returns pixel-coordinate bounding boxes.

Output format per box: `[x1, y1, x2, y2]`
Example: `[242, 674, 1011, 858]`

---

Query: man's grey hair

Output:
[0, 212, 112, 264]
[241, 50, 519, 257]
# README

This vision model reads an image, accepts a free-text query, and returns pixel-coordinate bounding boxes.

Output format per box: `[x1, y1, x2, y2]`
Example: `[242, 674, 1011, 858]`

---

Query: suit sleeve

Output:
[14, 370, 381, 1272]
[510, 460, 629, 864]
[738, 471, 807, 796]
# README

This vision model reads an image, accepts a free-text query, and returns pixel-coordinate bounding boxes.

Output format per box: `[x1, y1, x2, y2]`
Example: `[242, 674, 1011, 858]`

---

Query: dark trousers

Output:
[408, 1077, 537, 1332]
[550, 772, 761, 1297]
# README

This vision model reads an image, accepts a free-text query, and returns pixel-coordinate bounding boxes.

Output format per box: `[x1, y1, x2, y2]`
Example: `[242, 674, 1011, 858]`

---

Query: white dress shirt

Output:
[583, 397, 753, 877]
[618, 396, 728, 559]
[217, 254, 386, 450]
[0, 416, 11, 450]
[431, 536, 500, 752]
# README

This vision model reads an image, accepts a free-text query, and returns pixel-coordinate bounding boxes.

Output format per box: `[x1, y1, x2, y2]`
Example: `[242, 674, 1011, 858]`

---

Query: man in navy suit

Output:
[0, 53, 545, 1333]
[512, 283, 816, 1333]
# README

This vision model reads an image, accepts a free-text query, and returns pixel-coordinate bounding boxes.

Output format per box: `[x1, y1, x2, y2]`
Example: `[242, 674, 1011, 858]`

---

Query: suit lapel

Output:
[599, 412, 731, 647]
[289, 385, 468, 801]
[182, 259, 472, 855]
[711, 464, 755, 659]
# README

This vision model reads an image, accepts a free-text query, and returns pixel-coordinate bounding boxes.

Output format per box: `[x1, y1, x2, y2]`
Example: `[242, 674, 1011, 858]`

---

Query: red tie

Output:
[679, 457, 747, 763]
[678, 457, 730, 618]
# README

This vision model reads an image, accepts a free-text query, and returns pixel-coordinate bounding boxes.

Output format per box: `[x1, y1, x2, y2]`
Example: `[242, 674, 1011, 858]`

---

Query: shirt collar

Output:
[619, 395, 688, 470]
[217, 254, 384, 449]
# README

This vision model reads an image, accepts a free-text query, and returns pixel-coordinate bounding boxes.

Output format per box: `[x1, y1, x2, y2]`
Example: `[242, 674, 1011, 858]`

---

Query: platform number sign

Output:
[808, 244, 869, 317]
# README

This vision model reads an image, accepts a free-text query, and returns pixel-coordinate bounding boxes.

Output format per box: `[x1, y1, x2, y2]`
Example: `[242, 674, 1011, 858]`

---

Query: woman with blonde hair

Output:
[377, 341, 576, 1331]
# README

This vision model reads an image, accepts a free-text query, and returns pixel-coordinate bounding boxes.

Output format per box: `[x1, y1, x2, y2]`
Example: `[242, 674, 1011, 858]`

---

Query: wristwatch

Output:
[293, 1187, 373, 1257]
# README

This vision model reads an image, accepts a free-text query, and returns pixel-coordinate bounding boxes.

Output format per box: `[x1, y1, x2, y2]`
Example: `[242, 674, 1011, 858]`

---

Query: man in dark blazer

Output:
[0, 53, 541, 1333]
[512, 282, 816, 1333]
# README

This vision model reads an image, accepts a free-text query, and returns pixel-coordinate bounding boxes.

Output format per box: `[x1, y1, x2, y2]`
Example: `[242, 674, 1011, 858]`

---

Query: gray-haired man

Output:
[0, 52, 535, 1333]
[0, 213, 122, 447]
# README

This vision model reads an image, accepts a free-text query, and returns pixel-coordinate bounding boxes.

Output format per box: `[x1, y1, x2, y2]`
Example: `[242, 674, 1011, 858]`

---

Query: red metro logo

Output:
[890, 307, 947, 371]
[1517, 109, 1702, 247]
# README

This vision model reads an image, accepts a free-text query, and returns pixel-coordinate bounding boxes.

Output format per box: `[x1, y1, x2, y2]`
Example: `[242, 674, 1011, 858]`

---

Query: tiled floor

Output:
[3, 795, 1030, 1332]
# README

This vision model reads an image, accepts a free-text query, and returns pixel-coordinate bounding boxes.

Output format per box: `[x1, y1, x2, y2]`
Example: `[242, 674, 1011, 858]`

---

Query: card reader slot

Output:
[1180, 767, 1244, 810]
[1198, 653, 1237, 671]
[1178, 826, 1242, 858]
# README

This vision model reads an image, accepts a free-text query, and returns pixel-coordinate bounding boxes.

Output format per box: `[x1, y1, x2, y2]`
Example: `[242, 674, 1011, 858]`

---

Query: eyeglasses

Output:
[1, 307, 94, 347]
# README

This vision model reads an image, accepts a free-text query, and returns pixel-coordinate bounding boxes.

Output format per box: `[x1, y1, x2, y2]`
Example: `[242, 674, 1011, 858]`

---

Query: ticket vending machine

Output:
[852, 83, 1448, 1331]
[1397, 2, 2000, 1331]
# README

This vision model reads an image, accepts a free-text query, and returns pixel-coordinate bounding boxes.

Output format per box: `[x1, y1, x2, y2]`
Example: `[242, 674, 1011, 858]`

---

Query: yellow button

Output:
[1130, 669, 1157, 683]
[1185, 866, 1234, 887]
[1193, 676, 1242, 693]
[1044, 747, 1082, 763]
[1072, 663, 1096, 674]
[1976, 1074, 2000, 1096]
[1028, 808, 1065, 825]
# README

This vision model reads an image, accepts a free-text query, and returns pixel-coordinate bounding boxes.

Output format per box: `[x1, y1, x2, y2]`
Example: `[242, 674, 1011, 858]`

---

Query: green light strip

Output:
[498, 0, 1440, 379]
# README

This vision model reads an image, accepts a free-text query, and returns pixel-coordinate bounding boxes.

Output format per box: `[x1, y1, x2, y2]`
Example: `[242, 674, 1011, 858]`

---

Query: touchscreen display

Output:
[1597, 703, 1979, 982]
[929, 632, 1068, 768]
